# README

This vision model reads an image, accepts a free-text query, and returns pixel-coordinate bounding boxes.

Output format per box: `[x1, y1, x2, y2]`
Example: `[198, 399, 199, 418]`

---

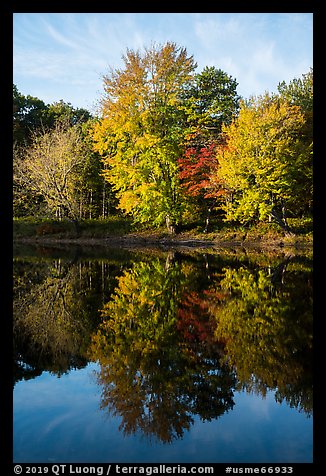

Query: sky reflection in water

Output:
[14, 363, 312, 463]
[13, 246, 313, 463]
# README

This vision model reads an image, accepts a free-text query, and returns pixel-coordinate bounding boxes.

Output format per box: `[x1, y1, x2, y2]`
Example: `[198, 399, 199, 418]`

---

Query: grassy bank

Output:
[13, 216, 313, 249]
[13, 216, 133, 238]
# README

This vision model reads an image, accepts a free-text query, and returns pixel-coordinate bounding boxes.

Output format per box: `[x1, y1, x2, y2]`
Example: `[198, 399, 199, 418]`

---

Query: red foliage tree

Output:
[177, 289, 229, 349]
[178, 143, 226, 231]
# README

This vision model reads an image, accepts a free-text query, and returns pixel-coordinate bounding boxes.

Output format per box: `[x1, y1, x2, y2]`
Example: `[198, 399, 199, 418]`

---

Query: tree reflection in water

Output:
[13, 252, 118, 382]
[208, 258, 313, 415]
[90, 255, 236, 442]
[13, 247, 313, 444]
[90, 251, 312, 442]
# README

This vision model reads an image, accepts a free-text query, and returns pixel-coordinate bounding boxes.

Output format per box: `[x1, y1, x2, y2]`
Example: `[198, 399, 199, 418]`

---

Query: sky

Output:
[13, 12, 313, 113]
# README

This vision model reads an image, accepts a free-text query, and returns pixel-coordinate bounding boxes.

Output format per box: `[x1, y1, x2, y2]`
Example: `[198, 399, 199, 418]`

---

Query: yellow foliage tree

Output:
[216, 93, 312, 229]
[92, 42, 196, 233]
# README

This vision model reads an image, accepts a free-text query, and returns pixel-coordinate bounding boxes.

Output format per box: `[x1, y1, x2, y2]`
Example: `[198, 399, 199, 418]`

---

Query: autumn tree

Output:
[89, 256, 235, 442]
[15, 120, 88, 221]
[277, 69, 313, 216]
[216, 93, 311, 230]
[208, 259, 313, 415]
[13, 118, 111, 220]
[178, 143, 226, 231]
[77, 119, 117, 219]
[13, 255, 118, 383]
[13, 85, 103, 218]
[92, 42, 196, 233]
[178, 67, 239, 229]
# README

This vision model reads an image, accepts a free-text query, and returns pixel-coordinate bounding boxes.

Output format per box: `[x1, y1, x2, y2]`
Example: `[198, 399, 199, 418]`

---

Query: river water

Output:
[13, 244, 313, 463]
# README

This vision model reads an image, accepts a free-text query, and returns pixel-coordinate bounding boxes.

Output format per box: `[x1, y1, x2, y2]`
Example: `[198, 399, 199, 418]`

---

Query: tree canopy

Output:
[215, 92, 312, 227]
[13, 55, 313, 233]
[92, 42, 197, 233]
[13, 85, 91, 147]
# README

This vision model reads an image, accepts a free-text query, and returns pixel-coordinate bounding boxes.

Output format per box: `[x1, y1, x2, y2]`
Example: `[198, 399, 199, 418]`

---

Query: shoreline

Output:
[13, 232, 313, 252]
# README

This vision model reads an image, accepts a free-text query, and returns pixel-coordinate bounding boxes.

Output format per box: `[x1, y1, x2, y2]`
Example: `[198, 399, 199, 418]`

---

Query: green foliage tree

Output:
[177, 67, 240, 229]
[45, 100, 92, 129]
[13, 85, 91, 147]
[13, 84, 48, 147]
[92, 42, 197, 233]
[278, 69, 313, 130]
[182, 66, 240, 146]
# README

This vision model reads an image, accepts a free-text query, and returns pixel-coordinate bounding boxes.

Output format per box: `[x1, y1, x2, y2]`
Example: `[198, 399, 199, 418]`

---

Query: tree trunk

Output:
[102, 183, 106, 218]
[204, 208, 212, 233]
[166, 215, 176, 235]
[79, 198, 83, 219]
[281, 199, 289, 229]
[72, 219, 80, 236]
[89, 190, 93, 219]
[270, 256, 293, 287]
[270, 207, 294, 237]
[165, 251, 176, 271]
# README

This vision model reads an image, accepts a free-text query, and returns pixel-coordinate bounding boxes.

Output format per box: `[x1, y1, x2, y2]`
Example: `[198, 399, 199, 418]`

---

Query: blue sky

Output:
[13, 13, 313, 113]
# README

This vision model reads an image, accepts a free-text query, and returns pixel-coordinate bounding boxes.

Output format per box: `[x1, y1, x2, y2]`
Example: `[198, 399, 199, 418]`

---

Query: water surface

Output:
[13, 244, 313, 463]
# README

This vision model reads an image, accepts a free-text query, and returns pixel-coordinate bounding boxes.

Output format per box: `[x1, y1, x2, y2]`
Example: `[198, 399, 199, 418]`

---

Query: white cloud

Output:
[13, 13, 313, 109]
[192, 13, 312, 98]
[194, 15, 244, 48]
[43, 21, 80, 50]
